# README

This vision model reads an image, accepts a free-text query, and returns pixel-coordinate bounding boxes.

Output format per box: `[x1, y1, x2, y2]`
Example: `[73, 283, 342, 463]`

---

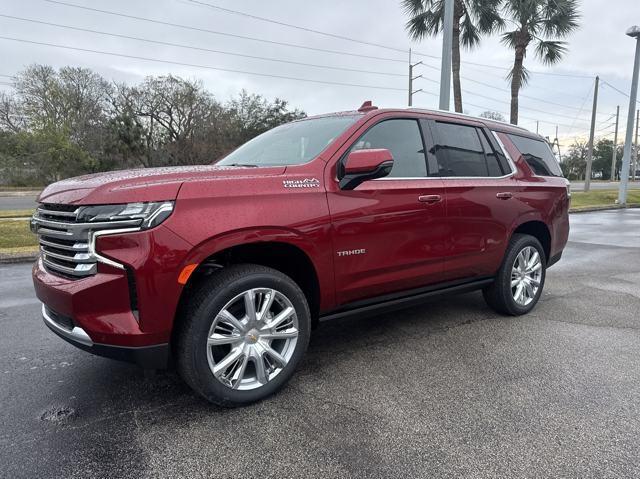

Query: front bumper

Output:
[42, 304, 169, 368]
[32, 223, 193, 367]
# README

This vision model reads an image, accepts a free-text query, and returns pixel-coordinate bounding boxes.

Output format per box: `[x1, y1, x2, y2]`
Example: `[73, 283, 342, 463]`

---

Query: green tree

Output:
[480, 110, 506, 122]
[501, 0, 580, 124]
[562, 140, 587, 180]
[401, 0, 503, 113]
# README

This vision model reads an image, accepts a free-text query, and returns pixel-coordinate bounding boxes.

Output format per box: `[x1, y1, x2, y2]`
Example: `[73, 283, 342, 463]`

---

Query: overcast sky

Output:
[1, 0, 639, 147]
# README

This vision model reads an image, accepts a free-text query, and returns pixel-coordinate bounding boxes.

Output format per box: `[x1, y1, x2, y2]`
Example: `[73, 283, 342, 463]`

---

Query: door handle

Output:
[496, 192, 513, 199]
[418, 194, 442, 204]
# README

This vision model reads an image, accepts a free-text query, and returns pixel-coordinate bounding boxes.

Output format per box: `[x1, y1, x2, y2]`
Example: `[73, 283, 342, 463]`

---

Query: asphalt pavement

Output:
[1, 209, 640, 478]
[0, 194, 38, 211]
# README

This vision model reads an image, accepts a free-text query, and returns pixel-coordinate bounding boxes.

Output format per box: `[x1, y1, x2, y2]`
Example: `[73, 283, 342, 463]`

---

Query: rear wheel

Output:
[483, 234, 546, 315]
[176, 264, 311, 406]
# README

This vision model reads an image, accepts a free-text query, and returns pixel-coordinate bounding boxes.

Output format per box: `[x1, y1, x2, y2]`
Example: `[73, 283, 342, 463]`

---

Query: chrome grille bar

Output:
[32, 203, 141, 279]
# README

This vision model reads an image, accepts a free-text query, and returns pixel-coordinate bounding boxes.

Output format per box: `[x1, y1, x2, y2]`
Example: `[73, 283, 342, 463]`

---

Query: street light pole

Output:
[633, 109, 639, 181]
[439, 0, 454, 111]
[618, 26, 640, 205]
[584, 75, 599, 192]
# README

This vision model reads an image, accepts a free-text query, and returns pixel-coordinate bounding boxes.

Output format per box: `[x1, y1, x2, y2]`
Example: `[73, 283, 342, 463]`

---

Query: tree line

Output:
[0, 65, 305, 186]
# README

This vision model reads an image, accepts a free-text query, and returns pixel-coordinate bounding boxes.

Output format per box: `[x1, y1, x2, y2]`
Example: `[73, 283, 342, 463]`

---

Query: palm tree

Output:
[402, 0, 504, 113]
[501, 0, 579, 124]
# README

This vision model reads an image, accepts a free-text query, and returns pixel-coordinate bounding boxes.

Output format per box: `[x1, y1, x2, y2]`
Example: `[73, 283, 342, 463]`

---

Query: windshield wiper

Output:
[223, 163, 259, 168]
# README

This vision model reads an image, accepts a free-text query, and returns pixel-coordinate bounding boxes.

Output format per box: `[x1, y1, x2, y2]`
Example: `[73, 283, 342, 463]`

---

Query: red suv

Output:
[31, 103, 570, 406]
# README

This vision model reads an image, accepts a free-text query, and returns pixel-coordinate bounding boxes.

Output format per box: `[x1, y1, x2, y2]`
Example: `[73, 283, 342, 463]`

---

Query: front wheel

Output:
[176, 264, 311, 407]
[483, 234, 546, 316]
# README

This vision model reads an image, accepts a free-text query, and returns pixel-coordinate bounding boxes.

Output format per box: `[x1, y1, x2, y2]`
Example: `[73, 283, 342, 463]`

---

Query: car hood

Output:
[38, 165, 287, 205]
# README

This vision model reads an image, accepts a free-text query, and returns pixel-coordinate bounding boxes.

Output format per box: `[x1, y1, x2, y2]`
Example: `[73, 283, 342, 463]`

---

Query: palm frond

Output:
[541, 0, 580, 37]
[405, 9, 443, 39]
[466, 0, 505, 33]
[401, 0, 431, 16]
[507, 64, 530, 87]
[534, 40, 568, 65]
[500, 30, 520, 49]
[460, 14, 481, 48]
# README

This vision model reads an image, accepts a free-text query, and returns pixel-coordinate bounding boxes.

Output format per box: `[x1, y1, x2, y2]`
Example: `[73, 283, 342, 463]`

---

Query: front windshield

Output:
[217, 115, 360, 167]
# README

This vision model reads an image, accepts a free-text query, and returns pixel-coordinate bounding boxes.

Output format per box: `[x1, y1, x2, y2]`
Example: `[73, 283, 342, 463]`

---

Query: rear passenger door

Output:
[426, 120, 521, 281]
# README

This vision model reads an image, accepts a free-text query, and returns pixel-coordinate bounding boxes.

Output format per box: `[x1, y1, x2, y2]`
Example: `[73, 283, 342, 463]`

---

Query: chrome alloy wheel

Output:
[206, 288, 299, 391]
[511, 246, 542, 306]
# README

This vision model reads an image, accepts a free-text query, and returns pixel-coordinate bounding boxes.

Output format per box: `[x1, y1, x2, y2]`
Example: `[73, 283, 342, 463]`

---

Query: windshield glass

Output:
[217, 115, 360, 167]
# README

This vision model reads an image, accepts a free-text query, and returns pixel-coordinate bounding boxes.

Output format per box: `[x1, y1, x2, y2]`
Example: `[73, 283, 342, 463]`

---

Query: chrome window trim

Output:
[491, 130, 518, 174]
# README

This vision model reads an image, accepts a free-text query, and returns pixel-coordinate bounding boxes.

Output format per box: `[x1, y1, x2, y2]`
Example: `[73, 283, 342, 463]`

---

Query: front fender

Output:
[177, 226, 336, 310]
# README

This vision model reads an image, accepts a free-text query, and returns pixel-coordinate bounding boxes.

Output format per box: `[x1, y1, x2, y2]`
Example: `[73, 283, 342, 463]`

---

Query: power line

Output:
[186, 0, 409, 54]
[457, 88, 592, 124]
[460, 62, 592, 100]
[601, 79, 640, 104]
[0, 14, 406, 77]
[40, 0, 408, 64]
[461, 76, 607, 116]
[0, 36, 407, 91]
[414, 91, 584, 130]
[43, 0, 599, 80]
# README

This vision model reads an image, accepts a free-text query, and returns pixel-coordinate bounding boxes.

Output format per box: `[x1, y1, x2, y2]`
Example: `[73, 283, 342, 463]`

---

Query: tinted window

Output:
[350, 119, 427, 178]
[507, 134, 563, 177]
[218, 115, 359, 166]
[479, 130, 505, 176]
[433, 122, 488, 177]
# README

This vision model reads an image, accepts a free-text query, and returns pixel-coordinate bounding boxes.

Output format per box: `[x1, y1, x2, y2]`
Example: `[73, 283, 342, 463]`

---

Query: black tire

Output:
[482, 234, 547, 316]
[175, 264, 311, 407]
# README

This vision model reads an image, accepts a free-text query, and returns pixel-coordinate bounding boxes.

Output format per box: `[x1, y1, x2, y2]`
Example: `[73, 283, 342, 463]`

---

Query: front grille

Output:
[32, 203, 140, 279]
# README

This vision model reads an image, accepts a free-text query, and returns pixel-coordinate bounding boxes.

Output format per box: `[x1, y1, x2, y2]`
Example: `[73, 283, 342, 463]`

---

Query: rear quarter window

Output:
[507, 134, 563, 177]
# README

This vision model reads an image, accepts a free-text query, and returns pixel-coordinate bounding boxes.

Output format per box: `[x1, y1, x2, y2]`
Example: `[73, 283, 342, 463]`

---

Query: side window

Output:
[507, 134, 563, 177]
[433, 122, 488, 177]
[350, 119, 427, 178]
[479, 130, 505, 177]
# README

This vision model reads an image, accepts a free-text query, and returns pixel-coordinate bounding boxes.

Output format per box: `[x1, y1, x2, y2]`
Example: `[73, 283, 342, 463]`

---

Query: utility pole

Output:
[536, 121, 539, 134]
[633, 109, 639, 181]
[584, 75, 600, 191]
[555, 125, 561, 159]
[439, 0, 454, 110]
[610, 105, 620, 181]
[408, 49, 423, 107]
[619, 26, 640, 205]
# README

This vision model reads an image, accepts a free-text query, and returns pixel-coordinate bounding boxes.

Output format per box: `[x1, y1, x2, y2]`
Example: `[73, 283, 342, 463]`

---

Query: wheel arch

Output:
[174, 229, 325, 335]
[511, 220, 552, 263]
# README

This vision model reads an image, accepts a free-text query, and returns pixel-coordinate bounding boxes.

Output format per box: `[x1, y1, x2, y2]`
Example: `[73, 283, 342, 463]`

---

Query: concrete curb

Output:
[0, 252, 38, 264]
[569, 204, 640, 214]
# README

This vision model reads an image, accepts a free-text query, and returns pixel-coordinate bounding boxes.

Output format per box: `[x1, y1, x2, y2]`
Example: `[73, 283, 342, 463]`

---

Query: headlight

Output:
[76, 201, 174, 229]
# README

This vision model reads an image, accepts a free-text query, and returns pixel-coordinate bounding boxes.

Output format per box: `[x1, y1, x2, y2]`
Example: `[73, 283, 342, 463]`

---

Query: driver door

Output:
[326, 117, 447, 305]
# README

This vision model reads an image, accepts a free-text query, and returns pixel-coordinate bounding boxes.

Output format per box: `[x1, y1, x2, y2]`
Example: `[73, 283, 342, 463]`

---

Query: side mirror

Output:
[339, 149, 394, 190]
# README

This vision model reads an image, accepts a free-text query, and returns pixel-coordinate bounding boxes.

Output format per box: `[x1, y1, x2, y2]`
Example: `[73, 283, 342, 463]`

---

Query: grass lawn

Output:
[570, 189, 640, 210]
[0, 209, 34, 219]
[0, 219, 38, 254]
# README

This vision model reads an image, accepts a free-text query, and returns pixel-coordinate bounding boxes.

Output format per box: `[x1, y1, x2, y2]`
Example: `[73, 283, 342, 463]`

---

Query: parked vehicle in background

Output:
[31, 102, 570, 406]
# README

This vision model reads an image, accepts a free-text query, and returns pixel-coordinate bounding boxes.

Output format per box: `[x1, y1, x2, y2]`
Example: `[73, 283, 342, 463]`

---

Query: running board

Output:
[319, 277, 494, 322]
